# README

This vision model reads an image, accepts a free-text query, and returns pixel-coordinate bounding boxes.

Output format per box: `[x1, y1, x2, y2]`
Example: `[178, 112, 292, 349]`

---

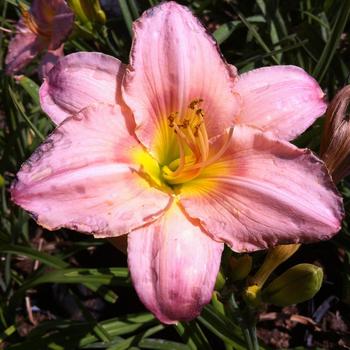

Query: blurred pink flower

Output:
[5, 0, 74, 77]
[12, 2, 343, 324]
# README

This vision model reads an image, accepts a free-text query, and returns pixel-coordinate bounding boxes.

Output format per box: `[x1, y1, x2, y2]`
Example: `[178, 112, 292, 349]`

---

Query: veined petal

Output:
[32, 0, 66, 24]
[31, 0, 74, 50]
[40, 52, 125, 124]
[48, 0, 74, 50]
[123, 1, 239, 163]
[5, 19, 46, 75]
[179, 126, 343, 252]
[128, 202, 223, 324]
[11, 103, 170, 237]
[233, 66, 326, 141]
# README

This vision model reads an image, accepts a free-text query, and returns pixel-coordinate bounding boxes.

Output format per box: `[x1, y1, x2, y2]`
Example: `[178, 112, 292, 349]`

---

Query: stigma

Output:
[162, 99, 233, 185]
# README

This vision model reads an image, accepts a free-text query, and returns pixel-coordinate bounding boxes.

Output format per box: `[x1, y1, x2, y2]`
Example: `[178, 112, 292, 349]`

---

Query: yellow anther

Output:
[163, 98, 232, 186]
[181, 119, 190, 128]
[163, 98, 229, 185]
[196, 108, 204, 117]
[188, 98, 203, 110]
[193, 125, 200, 137]
[167, 115, 175, 128]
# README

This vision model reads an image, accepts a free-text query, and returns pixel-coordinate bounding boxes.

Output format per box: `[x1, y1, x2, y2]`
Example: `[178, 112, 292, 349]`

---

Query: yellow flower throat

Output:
[161, 99, 233, 185]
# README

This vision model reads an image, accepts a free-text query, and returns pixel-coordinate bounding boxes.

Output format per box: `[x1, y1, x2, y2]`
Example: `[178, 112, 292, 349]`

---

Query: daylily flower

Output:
[12, 2, 343, 324]
[320, 85, 350, 183]
[5, 0, 74, 77]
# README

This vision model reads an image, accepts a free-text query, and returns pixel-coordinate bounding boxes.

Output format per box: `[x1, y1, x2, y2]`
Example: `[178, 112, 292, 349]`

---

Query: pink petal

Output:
[5, 19, 46, 75]
[48, 0, 74, 50]
[179, 126, 343, 252]
[31, 0, 74, 50]
[128, 202, 223, 324]
[32, 0, 64, 24]
[123, 1, 239, 163]
[233, 66, 327, 141]
[11, 103, 170, 237]
[38, 45, 64, 80]
[40, 52, 125, 124]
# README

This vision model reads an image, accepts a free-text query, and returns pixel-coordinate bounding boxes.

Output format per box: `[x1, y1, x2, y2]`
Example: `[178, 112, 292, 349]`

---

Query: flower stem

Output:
[226, 293, 258, 350]
[242, 327, 254, 350]
[249, 324, 260, 350]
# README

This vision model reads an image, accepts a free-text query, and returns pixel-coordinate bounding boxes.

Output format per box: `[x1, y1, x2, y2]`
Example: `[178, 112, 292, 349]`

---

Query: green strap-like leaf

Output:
[313, 0, 350, 82]
[175, 321, 212, 350]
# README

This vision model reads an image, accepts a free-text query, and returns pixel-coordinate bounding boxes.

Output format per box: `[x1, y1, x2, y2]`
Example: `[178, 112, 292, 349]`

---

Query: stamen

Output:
[173, 123, 198, 156]
[189, 98, 203, 110]
[181, 119, 190, 128]
[191, 127, 233, 170]
[197, 128, 209, 160]
[163, 98, 230, 185]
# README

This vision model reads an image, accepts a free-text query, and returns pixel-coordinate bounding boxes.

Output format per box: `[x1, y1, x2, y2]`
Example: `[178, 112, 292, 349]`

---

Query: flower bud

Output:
[250, 244, 300, 287]
[83, 0, 106, 24]
[320, 85, 350, 183]
[261, 263, 323, 306]
[215, 270, 226, 291]
[0, 175, 4, 188]
[243, 244, 300, 307]
[68, 0, 106, 26]
[243, 284, 262, 308]
[228, 254, 252, 281]
[212, 291, 225, 314]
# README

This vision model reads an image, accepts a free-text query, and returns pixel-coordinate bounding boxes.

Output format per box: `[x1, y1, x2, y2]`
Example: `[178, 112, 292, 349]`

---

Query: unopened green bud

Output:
[243, 284, 262, 308]
[212, 291, 225, 314]
[215, 270, 226, 291]
[251, 244, 300, 287]
[243, 244, 300, 308]
[82, 0, 106, 24]
[228, 254, 252, 281]
[68, 0, 106, 25]
[261, 263, 323, 307]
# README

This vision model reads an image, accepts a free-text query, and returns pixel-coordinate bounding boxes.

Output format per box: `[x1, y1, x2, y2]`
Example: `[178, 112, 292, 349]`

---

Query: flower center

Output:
[162, 99, 233, 185]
